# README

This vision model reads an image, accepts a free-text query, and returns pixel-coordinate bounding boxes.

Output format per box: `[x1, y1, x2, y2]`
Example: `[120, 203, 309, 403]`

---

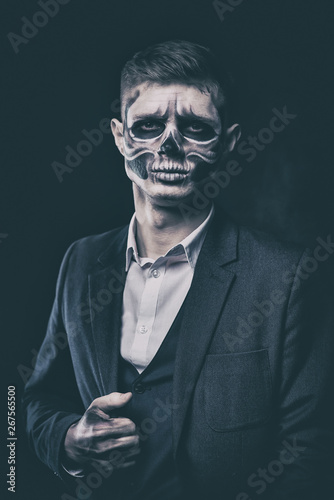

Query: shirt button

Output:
[151, 269, 160, 278]
[133, 382, 146, 394]
[139, 325, 148, 334]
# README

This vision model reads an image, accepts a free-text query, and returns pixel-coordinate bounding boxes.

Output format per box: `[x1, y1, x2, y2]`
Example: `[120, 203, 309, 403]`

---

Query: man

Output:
[22, 40, 333, 500]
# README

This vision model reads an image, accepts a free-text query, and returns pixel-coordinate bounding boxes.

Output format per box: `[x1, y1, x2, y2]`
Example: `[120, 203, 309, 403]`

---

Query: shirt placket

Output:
[130, 260, 166, 367]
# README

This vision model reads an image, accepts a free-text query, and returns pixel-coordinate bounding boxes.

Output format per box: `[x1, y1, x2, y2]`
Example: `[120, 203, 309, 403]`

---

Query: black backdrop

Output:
[1, 1, 334, 499]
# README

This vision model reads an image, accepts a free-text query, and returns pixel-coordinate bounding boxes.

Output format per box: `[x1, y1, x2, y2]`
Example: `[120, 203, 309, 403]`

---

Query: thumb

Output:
[90, 391, 132, 413]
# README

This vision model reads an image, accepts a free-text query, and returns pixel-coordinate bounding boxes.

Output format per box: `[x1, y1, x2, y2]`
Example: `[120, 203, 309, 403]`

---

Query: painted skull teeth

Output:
[151, 164, 190, 173]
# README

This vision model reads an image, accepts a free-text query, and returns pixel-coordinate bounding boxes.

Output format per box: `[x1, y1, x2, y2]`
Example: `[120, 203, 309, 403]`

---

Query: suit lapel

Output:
[86, 213, 239, 451]
[88, 226, 128, 396]
[172, 214, 238, 457]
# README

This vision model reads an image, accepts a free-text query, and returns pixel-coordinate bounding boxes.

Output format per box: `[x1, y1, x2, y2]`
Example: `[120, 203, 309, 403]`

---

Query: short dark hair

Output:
[120, 39, 237, 126]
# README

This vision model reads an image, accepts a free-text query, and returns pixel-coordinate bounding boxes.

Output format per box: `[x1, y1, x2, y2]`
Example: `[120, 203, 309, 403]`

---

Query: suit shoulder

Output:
[237, 223, 305, 266]
[65, 224, 128, 270]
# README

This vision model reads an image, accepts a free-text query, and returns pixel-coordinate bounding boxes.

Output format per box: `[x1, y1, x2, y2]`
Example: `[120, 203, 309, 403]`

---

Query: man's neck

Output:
[133, 187, 212, 260]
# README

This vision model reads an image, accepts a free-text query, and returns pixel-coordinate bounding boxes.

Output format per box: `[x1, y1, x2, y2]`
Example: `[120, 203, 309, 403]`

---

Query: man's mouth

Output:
[152, 170, 189, 182]
[151, 164, 189, 182]
[151, 165, 188, 172]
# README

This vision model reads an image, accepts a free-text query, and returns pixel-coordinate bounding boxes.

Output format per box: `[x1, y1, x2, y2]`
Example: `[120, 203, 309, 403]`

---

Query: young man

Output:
[22, 40, 333, 500]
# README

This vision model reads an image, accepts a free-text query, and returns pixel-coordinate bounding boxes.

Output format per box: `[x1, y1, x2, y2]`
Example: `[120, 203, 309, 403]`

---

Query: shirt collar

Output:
[125, 204, 215, 271]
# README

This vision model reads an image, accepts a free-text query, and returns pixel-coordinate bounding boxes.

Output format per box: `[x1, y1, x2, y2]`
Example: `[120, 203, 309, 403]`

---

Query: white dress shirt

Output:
[121, 204, 214, 373]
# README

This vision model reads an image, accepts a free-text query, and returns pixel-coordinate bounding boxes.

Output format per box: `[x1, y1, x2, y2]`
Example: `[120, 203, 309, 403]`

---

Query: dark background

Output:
[1, 0, 334, 498]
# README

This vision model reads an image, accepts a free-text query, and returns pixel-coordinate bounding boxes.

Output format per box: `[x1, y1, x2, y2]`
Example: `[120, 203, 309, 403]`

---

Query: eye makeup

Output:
[131, 119, 165, 139]
[177, 118, 216, 141]
[130, 117, 216, 142]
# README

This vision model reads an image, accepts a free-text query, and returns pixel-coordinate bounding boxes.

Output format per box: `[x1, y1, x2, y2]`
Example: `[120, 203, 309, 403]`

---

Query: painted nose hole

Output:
[158, 135, 181, 156]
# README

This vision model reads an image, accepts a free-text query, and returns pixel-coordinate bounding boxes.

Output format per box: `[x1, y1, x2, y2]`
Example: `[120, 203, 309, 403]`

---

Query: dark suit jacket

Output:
[22, 211, 334, 500]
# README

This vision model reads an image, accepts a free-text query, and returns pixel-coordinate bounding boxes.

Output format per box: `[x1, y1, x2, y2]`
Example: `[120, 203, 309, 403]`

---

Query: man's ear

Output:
[224, 123, 241, 153]
[111, 118, 124, 156]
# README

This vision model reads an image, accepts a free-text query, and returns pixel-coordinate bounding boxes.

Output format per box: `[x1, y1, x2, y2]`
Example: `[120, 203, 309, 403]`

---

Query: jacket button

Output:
[133, 382, 145, 394]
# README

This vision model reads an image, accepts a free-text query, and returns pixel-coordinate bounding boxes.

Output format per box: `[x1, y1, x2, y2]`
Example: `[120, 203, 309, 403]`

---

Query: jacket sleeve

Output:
[265, 249, 334, 500]
[21, 242, 85, 483]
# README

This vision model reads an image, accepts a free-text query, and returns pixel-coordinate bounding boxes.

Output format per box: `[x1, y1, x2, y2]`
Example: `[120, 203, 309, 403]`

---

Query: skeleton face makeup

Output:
[123, 83, 223, 179]
[112, 83, 229, 203]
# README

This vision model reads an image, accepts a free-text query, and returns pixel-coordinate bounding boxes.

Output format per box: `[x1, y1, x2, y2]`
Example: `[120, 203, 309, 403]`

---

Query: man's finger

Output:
[90, 418, 137, 440]
[100, 434, 140, 454]
[89, 392, 132, 413]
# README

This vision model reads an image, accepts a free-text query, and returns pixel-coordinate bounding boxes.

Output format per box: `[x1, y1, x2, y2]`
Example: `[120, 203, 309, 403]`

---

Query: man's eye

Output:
[131, 120, 165, 139]
[181, 121, 216, 141]
[188, 122, 205, 132]
[141, 121, 161, 131]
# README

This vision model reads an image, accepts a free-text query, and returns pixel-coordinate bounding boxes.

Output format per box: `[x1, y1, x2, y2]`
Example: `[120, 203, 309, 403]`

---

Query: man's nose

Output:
[158, 133, 182, 157]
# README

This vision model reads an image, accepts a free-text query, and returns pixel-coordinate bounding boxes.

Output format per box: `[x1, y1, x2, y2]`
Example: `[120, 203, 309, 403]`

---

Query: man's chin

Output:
[130, 171, 206, 206]
[145, 184, 200, 206]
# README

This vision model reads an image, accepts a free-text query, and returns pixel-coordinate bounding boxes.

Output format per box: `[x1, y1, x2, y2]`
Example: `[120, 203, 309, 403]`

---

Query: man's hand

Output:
[63, 392, 139, 473]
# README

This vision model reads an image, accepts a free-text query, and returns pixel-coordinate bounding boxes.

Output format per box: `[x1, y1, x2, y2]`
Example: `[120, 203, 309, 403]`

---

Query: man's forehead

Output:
[124, 82, 221, 122]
